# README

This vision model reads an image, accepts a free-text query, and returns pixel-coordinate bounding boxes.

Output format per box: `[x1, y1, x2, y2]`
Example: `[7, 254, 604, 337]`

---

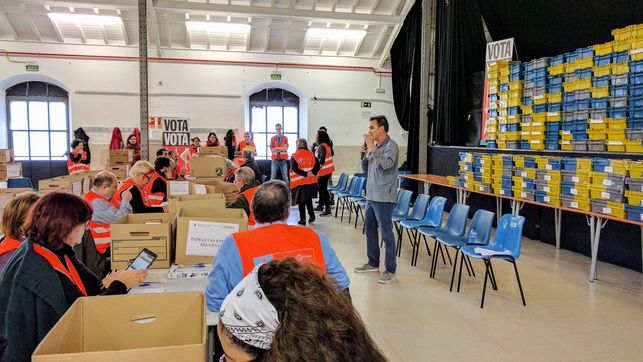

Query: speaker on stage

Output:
[465, 110, 483, 146]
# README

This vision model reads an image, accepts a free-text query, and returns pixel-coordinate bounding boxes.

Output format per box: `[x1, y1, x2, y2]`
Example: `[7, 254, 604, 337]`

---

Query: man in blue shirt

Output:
[206, 180, 349, 312]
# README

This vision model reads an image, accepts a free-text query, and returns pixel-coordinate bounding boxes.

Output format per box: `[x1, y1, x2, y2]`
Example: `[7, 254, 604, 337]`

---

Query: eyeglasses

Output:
[142, 173, 152, 180]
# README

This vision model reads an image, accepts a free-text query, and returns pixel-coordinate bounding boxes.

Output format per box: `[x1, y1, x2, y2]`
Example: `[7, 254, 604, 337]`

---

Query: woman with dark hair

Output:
[126, 134, 141, 162]
[67, 139, 90, 174]
[0, 193, 39, 271]
[145, 157, 171, 207]
[206, 132, 220, 147]
[314, 130, 335, 216]
[218, 258, 387, 362]
[180, 137, 201, 175]
[289, 138, 319, 226]
[0, 192, 147, 361]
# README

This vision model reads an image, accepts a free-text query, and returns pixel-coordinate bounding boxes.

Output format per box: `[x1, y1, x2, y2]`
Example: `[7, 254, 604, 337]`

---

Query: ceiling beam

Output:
[378, 0, 414, 67]
[371, 26, 388, 57]
[0, 12, 19, 40]
[147, 0, 162, 56]
[77, 24, 86, 43]
[264, 24, 271, 52]
[330, 0, 338, 11]
[21, 0, 135, 10]
[164, 11, 171, 47]
[21, 5, 42, 41]
[371, 0, 381, 14]
[336, 37, 344, 56]
[353, 34, 364, 56]
[153, 0, 400, 25]
[350, 0, 358, 13]
[121, 19, 129, 45]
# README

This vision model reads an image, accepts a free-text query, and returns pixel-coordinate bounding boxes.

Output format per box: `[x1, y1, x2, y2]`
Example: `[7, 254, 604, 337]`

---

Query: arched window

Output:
[6, 81, 69, 161]
[249, 88, 299, 159]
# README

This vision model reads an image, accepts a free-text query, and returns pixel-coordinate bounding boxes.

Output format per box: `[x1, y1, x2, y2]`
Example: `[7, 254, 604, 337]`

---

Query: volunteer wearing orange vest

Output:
[315, 130, 335, 216]
[290, 138, 320, 226]
[0, 194, 39, 272]
[226, 167, 261, 227]
[113, 160, 166, 214]
[0, 192, 147, 361]
[82, 171, 133, 277]
[67, 139, 90, 175]
[234, 132, 257, 166]
[205, 180, 349, 312]
[180, 137, 200, 176]
[269, 123, 289, 186]
[145, 157, 171, 207]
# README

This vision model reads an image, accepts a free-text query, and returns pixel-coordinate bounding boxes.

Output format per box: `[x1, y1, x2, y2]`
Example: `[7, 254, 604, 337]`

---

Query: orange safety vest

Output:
[33, 243, 87, 296]
[232, 224, 326, 276]
[239, 185, 259, 226]
[316, 143, 335, 177]
[0, 236, 21, 257]
[112, 178, 153, 208]
[289, 149, 317, 189]
[67, 151, 90, 175]
[145, 171, 167, 207]
[234, 140, 256, 165]
[184, 147, 198, 175]
[84, 191, 115, 254]
[270, 135, 289, 160]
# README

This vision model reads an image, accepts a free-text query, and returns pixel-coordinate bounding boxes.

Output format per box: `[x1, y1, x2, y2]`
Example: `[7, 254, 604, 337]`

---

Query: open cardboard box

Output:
[0, 163, 22, 180]
[191, 179, 238, 203]
[108, 149, 134, 164]
[39, 176, 83, 196]
[175, 206, 247, 264]
[106, 164, 131, 180]
[190, 156, 225, 178]
[199, 146, 228, 158]
[32, 292, 205, 361]
[110, 213, 176, 269]
[168, 193, 226, 214]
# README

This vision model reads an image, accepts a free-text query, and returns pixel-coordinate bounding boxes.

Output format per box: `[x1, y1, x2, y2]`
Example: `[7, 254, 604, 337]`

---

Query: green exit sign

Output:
[271, 73, 282, 80]
[361, 101, 372, 108]
[26, 64, 39, 72]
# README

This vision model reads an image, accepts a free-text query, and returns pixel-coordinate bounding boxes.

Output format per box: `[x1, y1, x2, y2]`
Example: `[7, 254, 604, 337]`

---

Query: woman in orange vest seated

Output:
[113, 161, 167, 213]
[0, 192, 147, 361]
[314, 130, 335, 216]
[234, 132, 257, 166]
[290, 138, 320, 226]
[227, 167, 261, 227]
[206, 132, 220, 147]
[180, 137, 200, 175]
[66, 139, 90, 175]
[145, 157, 171, 207]
[0, 193, 39, 272]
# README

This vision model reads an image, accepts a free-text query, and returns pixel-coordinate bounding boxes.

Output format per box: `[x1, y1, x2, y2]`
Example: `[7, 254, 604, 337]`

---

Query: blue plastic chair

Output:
[391, 190, 413, 222]
[334, 176, 357, 217]
[338, 177, 365, 222]
[7, 178, 33, 189]
[436, 209, 495, 291]
[398, 196, 446, 257]
[460, 214, 526, 308]
[345, 177, 367, 222]
[394, 194, 430, 255]
[415, 203, 470, 268]
[328, 172, 348, 192]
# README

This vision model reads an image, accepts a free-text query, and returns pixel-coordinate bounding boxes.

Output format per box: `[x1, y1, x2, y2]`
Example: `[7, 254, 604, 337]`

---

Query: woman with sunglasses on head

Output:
[112, 160, 167, 213]
[0, 192, 147, 361]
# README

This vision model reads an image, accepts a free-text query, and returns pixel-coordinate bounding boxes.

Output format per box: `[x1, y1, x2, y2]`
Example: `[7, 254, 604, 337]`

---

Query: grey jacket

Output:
[361, 136, 399, 203]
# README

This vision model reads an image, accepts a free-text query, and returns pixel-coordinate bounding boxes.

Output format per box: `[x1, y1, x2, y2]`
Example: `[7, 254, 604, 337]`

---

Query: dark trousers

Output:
[298, 199, 315, 223]
[73, 230, 110, 279]
[317, 174, 331, 211]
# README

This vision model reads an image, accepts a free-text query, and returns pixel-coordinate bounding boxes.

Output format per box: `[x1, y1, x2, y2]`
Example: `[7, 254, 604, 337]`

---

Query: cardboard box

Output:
[190, 156, 225, 178]
[0, 163, 22, 180]
[188, 178, 224, 195]
[32, 292, 205, 361]
[108, 149, 134, 164]
[168, 193, 226, 214]
[110, 213, 176, 269]
[39, 177, 83, 196]
[199, 146, 228, 158]
[0, 149, 13, 163]
[106, 164, 131, 180]
[167, 180, 191, 198]
[175, 207, 248, 264]
[208, 180, 239, 203]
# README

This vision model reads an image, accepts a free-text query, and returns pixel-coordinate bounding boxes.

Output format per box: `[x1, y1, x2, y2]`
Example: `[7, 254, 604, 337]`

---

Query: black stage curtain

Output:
[432, 0, 487, 145]
[391, 0, 422, 177]
[480, 0, 643, 61]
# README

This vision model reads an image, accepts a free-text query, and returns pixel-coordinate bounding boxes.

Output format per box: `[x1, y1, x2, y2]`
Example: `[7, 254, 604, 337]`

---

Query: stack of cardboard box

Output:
[39, 174, 85, 196]
[0, 149, 22, 182]
[199, 146, 228, 158]
[106, 149, 133, 180]
[187, 155, 238, 202]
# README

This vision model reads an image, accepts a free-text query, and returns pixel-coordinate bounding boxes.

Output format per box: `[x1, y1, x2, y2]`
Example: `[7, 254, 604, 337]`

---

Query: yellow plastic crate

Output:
[560, 131, 573, 141]
[611, 62, 630, 75]
[589, 184, 624, 200]
[508, 90, 522, 99]
[530, 124, 546, 132]
[612, 25, 643, 41]
[498, 108, 508, 117]
[532, 113, 547, 123]
[504, 131, 520, 141]
[447, 176, 457, 186]
[513, 156, 525, 168]
[574, 57, 594, 69]
[499, 75, 510, 84]
[489, 85, 499, 94]
[487, 70, 499, 79]
[568, 172, 591, 185]
[630, 50, 643, 61]
[540, 196, 561, 207]
[625, 190, 643, 206]
[521, 105, 533, 115]
[534, 156, 549, 168]
[499, 67, 511, 76]
[577, 78, 592, 90]
[530, 143, 545, 150]
[626, 161, 643, 178]
[593, 64, 612, 77]
[606, 118, 627, 130]
[565, 62, 579, 73]
[547, 93, 562, 103]
[607, 142, 626, 152]
[590, 86, 610, 98]
[588, 130, 607, 140]
[533, 95, 547, 105]
[546, 112, 561, 122]
[591, 200, 626, 218]
[548, 64, 565, 75]
[589, 121, 607, 131]
[612, 40, 632, 52]
[509, 80, 523, 90]
[507, 98, 521, 107]
[607, 129, 626, 141]
[563, 80, 578, 92]
[593, 42, 613, 56]
[575, 159, 593, 171]
[560, 141, 572, 151]
[625, 140, 643, 153]
[630, 38, 643, 50]
[498, 91, 510, 100]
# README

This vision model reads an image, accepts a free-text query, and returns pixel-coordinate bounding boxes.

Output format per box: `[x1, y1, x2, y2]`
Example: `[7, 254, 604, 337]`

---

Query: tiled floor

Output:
[297, 206, 643, 361]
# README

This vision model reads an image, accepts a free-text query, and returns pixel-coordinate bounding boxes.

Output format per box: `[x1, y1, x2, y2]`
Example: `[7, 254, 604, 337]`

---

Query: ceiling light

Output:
[206, 14, 210, 21]
[185, 21, 251, 34]
[345, 23, 350, 29]
[308, 21, 312, 27]
[306, 28, 367, 40]
[326, 22, 331, 28]
[93, 8, 99, 14]
[248, 17, 252, 23]
[47, 13, 123, 26]
[364, 24, 369, 30]
[227, 16, 231, 22]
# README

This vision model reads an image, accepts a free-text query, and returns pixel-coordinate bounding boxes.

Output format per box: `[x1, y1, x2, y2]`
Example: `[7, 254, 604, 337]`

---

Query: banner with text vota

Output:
[482, 38, 514, 146]
[162, 117, 191, 175]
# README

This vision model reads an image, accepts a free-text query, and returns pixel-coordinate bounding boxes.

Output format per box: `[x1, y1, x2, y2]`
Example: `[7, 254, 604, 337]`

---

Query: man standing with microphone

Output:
[354, 115, 399, 284]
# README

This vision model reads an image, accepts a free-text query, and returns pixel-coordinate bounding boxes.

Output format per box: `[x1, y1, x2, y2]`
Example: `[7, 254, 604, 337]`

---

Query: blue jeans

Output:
[365, 200, 396, 274]
[271, 159, 289, 186]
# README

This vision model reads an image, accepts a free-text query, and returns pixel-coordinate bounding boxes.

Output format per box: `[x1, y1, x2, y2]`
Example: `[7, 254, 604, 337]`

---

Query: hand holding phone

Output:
[127, 248, 157, 271]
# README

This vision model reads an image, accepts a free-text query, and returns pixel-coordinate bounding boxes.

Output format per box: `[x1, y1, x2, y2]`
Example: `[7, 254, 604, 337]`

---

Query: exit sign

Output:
[271, 73, 282, 80]
[26, 64, 39, 72]
[361, 101, 372, 108]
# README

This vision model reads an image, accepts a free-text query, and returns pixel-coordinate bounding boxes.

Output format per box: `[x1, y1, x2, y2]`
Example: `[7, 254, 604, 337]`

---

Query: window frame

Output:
[249, 89, 300, 160]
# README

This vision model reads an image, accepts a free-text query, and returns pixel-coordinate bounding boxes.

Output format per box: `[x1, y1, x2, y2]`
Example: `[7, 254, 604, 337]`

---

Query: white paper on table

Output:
[194, 184, 207, 195]
[129, 287, 165, 295]
[169, 181, 190, 196]
[186, 220, 239, 257]
[473, 247, 512, 256]
[144, 271, 168, 283]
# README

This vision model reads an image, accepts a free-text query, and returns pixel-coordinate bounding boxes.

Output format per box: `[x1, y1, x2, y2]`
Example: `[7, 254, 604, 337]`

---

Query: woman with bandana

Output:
[217, 258, 387, 362]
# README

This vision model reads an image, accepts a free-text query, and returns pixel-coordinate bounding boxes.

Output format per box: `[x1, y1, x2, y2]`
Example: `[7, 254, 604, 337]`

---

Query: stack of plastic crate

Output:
[522, 58, 549, 150]
[494, 61, 522, 149]
[487, 62, 501, 148]
[457, 152, 473, 189]
[560, 157, 592, 211]
[512, 155, 536, 200]
[589, 158, 627, 218]
[534, 156, 563, 206]
[627, 59, 643, 152]
[625, 160, 643, 221]
[492, 154, 513, 197]
[545, 55, 565, 150]
[472, 153, 492, 193]
[559, 49, 592, 150]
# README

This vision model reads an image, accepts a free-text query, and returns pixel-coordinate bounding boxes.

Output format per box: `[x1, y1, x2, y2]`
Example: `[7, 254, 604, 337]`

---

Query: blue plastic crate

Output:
[548, 76, 563, 85]
[499, 84, 510, 92]
[575, 68, 592, 79]
[523, 157, 536, 168]
[590, 97, 609, 109]
[630, 60, 643, 73]
[545, 123, 561, 132]
[486, 140, 497, 148]
[498, 123, 520, 132]
[562, 157, 580, 171]
[565, 51, 579, 63]
[522, 96, 534, 106]
[631, 84, 643, 97]
[563, 92, 576, 103]
[474, 174, 483, 182]
[533, 104, 548, 113]
[519, 140, 530, 150]
[525, 69, 546, 80]
[625, 205, 643, 222]
[611, 85, 628, 97]
[576, 99, 590, 110]
[520, 178, 536, 190]
[628, 118, 643, 129]
[561, 181, 578, 195]
[532, 77, 547, 87]
[545, 141, 560, 150]
[508, 106, 522, 115]
[631, 96, 643, 108]
[548, 103, 562, 112]
[609, 107, 628, 118]
[489, 109, 499, 117]
[577, 46, 594, 59]
[630, 107, 643, 118]
[563, 102, 577, 112]
[572, 131, 589, 140]
[612, 51, 629, 64]
[500, 156, 513, 167]
[510, 63, 522, 75]
[509, 74, 521, 82]
[594, 54, 612, 66]
[489, 93, 499, 102]
[630, 72, 643, 85]
[592, 158, 611, 171]
[547, 84, 563, 94]
[562, 121, 574, 131]
[550, 54, 565, 66]
[592, 76, 610, 87]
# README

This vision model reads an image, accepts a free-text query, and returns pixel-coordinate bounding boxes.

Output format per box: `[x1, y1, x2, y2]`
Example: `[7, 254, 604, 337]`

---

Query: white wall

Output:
[0, 41, 408, 172]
